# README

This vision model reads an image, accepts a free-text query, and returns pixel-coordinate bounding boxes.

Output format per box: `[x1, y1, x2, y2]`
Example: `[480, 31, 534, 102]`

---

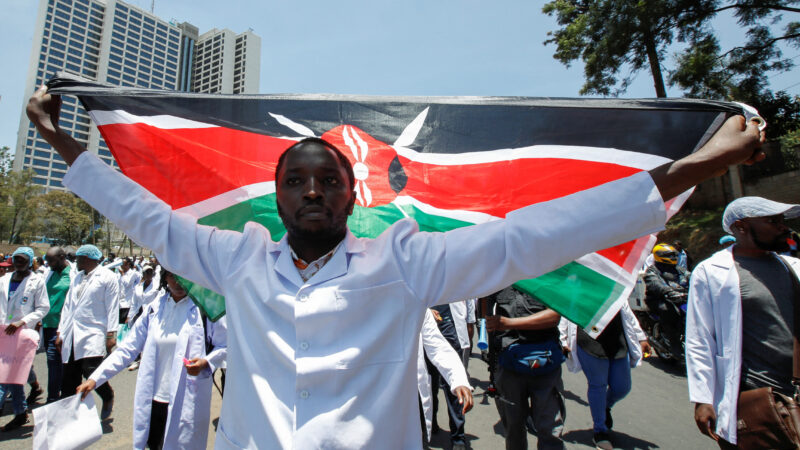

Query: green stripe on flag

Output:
[514, 262, 626, 329]
[180, 192, 623, 328]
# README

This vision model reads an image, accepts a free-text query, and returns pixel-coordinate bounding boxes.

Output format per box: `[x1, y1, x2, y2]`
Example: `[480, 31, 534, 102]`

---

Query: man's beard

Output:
[279, 205, 349, 247]
[750, 227, 790, 252]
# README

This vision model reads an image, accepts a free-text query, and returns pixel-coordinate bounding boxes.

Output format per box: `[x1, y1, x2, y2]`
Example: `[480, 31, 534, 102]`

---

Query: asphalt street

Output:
[0, 347, 716, 449]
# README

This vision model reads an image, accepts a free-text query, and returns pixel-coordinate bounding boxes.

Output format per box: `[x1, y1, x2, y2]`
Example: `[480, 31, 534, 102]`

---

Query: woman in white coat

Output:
[77, 269, 227, 449]
[559, 302, 650, 447]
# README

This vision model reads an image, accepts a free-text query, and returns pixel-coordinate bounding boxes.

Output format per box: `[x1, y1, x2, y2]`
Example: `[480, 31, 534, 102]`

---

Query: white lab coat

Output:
[685, 248, 800, 444]
[90, 291, 227, 449]
[449, 301, 471, 350]
[64, 152, 666, 449]
[416, 310, 471, 440]
[0, 272, 50, 329]
[558, 302, 646, 373]
[57, 265, 120, 362]
[127, 281, 161, 323]
[118, 269, 141, 309]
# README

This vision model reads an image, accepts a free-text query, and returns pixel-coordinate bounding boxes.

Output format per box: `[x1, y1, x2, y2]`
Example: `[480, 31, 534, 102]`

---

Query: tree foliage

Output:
[0, 145, 105, 245]
[543, 0, 800, 137]
[34, 190, 96, 245]
[543, 0, 800, 98]
[0, 146, 41, 243]
[542, 0, 703, 97]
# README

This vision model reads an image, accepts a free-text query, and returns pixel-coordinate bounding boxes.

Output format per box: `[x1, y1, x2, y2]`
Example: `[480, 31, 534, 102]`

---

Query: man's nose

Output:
[304, 177, 321, 199]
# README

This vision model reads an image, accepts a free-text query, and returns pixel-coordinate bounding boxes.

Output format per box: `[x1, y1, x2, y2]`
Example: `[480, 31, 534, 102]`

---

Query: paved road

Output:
[1, 348, 716, 449]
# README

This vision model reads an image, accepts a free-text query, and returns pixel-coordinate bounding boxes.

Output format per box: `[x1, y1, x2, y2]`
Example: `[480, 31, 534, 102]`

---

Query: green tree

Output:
[543, 1, 799, 102]
[0, 146, 40, 243]
[33, 191, 95, 245]
[542, 0, 700, 97]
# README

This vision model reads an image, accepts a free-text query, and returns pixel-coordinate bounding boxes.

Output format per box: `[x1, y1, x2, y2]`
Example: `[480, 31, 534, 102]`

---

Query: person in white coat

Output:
[117, 257, 141, 325]
[559, 303, 650, 449]
[686, 197, 800, 448]
[27, 86, 766, 448]
[127, 265, 160, 325]
[77, 269, 227, 450]
[55, 244, 119, 418]
[417, 309, 473, 445]
[0, 247, 50, 431]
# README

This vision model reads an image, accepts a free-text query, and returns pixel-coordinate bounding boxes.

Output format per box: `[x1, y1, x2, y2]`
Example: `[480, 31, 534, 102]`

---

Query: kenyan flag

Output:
[48, 75, 744, 332]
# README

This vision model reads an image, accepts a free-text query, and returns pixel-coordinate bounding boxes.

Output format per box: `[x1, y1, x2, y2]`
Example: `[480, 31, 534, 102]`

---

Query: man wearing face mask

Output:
[686, 197, 800, 448]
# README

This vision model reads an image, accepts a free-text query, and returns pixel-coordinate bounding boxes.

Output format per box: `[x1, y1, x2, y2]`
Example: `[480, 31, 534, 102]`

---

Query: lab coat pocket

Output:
[333, 281, 409, 369]
[714, 353, 731, 386]
[217, 422, 246, 449]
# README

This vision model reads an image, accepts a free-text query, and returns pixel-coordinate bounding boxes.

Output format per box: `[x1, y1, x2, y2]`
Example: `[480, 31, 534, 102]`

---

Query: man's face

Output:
[276, 143, 355, 242]
[45, 250, 67, 272]
[76, 255, 98, 273]
[739, 214, 791, 252]
[12, 255, 29, 273]
[165, 273, 187, 298]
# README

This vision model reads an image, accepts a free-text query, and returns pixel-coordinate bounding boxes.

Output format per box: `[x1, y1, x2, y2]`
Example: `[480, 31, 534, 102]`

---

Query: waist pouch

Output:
[499, 339, 565, 376]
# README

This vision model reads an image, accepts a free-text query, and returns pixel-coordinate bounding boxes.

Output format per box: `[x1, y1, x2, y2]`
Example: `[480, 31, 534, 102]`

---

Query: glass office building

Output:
[14, 0, 260, 190]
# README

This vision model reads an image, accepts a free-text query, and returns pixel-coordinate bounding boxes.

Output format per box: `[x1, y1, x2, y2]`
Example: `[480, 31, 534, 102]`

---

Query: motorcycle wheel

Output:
[651, 323, 674, 362]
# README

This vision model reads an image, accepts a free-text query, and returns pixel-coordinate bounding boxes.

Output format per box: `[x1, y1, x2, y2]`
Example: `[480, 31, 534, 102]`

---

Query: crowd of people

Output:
[1, 84, 793, 449]
[0, 246, 230, 448]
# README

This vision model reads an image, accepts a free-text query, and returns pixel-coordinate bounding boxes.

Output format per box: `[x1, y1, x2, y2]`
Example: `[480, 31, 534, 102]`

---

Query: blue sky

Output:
[1, 0, 798, 151]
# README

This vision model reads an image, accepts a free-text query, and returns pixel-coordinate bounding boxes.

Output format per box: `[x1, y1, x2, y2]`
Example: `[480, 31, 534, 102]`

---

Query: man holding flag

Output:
[27, 84, 763, 448]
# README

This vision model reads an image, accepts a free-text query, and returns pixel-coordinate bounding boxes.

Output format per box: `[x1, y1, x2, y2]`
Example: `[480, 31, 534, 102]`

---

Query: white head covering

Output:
[722, 196, 800, 233]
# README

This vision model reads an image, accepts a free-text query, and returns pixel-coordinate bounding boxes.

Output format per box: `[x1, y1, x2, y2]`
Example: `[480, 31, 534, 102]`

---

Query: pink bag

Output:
[0, 326, 40, 384]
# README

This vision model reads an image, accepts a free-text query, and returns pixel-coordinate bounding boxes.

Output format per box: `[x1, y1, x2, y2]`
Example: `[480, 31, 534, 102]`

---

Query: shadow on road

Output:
[563, 388, 590, 406]
[427, 429, 479, 449]
[644, 357, 687, 378]
[563, 427, 660, 449]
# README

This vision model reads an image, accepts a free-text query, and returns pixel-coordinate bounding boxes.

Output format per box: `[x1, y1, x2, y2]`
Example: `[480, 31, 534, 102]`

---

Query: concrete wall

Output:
[743, 169, 800, 203]
[686, 167, 800, 209]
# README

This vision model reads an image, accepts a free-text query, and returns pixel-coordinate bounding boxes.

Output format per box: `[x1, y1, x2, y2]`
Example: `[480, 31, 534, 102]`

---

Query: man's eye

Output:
[285, 177, 301, 185]
[325, 177, 339, 185]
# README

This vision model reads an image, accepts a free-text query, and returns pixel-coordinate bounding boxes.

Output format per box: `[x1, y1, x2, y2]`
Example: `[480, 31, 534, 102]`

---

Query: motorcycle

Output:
[635, 289, 688, 364]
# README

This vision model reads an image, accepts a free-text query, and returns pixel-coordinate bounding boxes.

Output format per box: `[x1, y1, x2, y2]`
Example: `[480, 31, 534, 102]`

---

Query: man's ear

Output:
[347, 190, 356, 216]
[733, 219, 748, 235]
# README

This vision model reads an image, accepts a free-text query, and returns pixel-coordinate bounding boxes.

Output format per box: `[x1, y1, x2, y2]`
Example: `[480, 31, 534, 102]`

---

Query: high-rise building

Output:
[192, 28, 261, 94]
[14, 0, 261, 190]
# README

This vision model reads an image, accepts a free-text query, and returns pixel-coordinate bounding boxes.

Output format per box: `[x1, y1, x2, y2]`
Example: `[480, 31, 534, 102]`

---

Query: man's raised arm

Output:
[26, 85, 244, 298]
[26, 85, 84, 165]
[648, 115, 764, 201]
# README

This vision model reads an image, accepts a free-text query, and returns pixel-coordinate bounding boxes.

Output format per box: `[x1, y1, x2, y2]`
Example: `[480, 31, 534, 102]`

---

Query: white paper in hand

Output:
[32, 393, 103, 450]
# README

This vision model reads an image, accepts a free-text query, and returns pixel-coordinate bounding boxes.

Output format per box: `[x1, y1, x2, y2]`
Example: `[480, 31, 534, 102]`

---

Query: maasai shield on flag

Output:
[47, 75, 747, 333]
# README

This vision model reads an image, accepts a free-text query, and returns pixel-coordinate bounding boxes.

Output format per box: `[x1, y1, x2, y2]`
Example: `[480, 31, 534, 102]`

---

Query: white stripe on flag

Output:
[392, 196, 500, 224]
[176, 181, 276, 218]
[394, 144, 671, 170]
[90, 110, 217, 129]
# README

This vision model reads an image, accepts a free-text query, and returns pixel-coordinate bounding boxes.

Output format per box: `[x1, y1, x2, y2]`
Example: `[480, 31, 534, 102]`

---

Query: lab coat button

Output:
[300, 390, 309, 399]
[299, 341, 309, 350]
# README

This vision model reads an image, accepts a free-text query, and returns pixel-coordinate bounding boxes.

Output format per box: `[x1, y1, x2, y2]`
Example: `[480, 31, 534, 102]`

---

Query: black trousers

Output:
[119, 307, 130, 325]
[148, 400, 169, 449]
[430, 371, 467, 445]
[61, 352, 113, 402]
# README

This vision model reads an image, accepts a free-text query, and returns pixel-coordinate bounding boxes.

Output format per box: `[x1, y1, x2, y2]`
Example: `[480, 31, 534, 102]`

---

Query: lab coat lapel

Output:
[6, 274, 31, 314]
[304, 230, 365, 286]
[271, 237, 305, 288]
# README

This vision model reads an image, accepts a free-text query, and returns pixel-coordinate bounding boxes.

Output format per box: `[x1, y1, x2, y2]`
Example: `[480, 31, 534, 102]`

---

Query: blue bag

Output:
[499, 338, 565, 376]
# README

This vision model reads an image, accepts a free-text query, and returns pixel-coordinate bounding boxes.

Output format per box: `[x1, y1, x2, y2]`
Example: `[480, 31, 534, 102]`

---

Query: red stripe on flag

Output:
[98, 124, 294, 208]
[398, 157, 642, 218]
